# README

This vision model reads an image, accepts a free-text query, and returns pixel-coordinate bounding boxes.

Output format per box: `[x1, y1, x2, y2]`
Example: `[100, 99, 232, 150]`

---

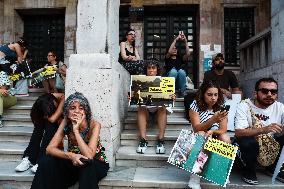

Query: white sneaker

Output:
[31, 164, 38, 173]
[156, 140, 166, 154]
[188, 174, 201, 189]
[15, 157, 32, 172]
[136, 138, 148, 154]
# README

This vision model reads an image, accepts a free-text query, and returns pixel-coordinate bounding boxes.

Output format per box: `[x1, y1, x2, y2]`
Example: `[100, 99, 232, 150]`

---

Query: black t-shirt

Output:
[203, 70, 239, 90]
[165, 56, 186, 74]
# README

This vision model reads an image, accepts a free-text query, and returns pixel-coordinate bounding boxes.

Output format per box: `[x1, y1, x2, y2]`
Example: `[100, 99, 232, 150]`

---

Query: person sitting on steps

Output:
[15, 93, 65, 173]
[135, 59, 176, 154]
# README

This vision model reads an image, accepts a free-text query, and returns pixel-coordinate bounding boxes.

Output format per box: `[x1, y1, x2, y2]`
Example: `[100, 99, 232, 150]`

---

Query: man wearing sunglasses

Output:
[234, 77, 284, 185]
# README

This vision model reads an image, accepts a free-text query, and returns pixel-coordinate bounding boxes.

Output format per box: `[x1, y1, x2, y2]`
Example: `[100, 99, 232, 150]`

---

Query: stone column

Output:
[66, 0, 130, 169]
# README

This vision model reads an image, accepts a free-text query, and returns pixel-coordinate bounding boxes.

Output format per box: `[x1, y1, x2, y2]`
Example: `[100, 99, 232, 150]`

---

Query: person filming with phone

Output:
[187, 80, 231, 189]
[165, 31, 191, 97]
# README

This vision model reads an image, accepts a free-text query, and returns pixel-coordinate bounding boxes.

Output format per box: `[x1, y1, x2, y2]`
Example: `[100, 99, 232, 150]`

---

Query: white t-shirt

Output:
[189, 100, 219, 131]
[234, 99, 284, 132]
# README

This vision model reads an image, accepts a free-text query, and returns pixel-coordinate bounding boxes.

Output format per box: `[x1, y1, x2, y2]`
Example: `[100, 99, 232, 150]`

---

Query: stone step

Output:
[3, 121, 34, 127]
[125, 117, 189, 125]
[127, 107, 186, 118]
[5, 105, 32, 115]
[124, 123, 190, 130]
[120, 129, 188, 147]
[2, 114, 31, 122]
[0, 162, 283, 189]
[0, 141, 28, 161]
[0, 126, 32, 142]
[115, 146, 171, 167]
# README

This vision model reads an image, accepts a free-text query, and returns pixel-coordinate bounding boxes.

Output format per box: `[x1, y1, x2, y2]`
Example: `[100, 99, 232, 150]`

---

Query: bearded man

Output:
[234, 77, 284, 185]
[203, 53, 242, 98]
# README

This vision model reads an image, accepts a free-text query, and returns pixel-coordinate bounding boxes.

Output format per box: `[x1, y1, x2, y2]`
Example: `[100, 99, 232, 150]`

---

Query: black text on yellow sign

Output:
[203, 138, 238, 160]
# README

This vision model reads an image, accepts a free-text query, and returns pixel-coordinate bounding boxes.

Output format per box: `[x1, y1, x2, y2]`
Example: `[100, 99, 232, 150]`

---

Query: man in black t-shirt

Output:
[203, 53, 242, 98]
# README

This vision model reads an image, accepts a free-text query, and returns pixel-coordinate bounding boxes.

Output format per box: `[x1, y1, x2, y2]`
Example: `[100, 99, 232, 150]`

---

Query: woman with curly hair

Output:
[187, 80, 230, 189]
[30, 92, 109, 189]
[15, 93, 65, 173]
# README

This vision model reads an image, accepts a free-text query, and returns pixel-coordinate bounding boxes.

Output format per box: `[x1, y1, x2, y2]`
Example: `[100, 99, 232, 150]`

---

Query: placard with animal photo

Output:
[168, 129, 238, 187]
[129, 75, 175, 107]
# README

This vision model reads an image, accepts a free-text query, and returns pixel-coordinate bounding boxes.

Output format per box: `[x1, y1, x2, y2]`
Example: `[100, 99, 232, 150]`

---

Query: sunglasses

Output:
[127, 33, 135, 36]
[257, 88, 278, 95]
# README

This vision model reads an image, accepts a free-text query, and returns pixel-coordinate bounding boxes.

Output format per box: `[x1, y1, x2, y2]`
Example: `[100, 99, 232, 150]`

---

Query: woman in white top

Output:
[187, 81, 230, 189]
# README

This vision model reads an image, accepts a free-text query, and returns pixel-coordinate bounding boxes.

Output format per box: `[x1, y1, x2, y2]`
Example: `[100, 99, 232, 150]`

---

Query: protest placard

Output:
[168, 129, 238, 187]
[130, 75, 175, 107]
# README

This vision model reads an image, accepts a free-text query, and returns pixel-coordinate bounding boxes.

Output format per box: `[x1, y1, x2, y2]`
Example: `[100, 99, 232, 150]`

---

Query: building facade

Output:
[0, 0, 270, 86]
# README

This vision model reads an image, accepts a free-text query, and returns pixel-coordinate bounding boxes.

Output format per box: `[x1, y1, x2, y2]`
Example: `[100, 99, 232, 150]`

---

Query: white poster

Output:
[224, 94, 242, 131]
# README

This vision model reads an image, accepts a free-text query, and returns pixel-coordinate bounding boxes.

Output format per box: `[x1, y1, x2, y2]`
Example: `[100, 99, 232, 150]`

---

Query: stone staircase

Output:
[0, 93, 283, 189]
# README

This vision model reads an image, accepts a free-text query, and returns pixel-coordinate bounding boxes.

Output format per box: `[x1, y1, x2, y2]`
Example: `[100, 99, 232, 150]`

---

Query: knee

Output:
[157, 107, 166, 115]
[177, 69, 186, 76]
[237, 137, 258, 149]
[168, 68, 178, 77]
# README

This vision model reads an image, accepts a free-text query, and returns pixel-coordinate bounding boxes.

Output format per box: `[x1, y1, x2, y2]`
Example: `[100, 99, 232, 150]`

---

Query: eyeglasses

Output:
[127, 33, 135, 36]
[47, 54, 54, 57]
[257, 88, 278, 95]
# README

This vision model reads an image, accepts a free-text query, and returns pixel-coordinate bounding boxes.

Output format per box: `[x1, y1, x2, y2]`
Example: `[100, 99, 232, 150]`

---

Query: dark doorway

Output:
[119, 6, 198, 86]
[18, 9, 65, 72]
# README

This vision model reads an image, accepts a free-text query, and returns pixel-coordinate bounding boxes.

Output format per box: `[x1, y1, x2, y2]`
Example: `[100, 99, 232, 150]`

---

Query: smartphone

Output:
[220, 105, 230, 112]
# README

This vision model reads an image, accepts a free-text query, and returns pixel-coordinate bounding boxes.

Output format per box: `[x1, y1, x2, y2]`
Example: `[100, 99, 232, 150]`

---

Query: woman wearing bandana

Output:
[31, 92, 109, 189]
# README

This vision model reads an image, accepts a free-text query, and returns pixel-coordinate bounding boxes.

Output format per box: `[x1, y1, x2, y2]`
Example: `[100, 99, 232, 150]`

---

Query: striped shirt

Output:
[189, 100, 219, 130]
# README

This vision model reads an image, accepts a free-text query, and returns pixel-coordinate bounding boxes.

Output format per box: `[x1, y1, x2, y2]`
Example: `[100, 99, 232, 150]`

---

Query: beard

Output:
[256, 95, 275, 107]
[214, 63, 225, 70]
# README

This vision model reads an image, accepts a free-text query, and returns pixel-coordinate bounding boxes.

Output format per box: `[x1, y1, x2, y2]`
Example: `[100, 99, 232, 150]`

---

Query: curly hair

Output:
[30, 93, 58, 126]
[63, 92, 92, 127]
[143, 58, 162, 76]
[195, 81, 224, 112]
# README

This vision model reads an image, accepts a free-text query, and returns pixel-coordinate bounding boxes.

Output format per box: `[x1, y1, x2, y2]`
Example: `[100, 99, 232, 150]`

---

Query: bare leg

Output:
[42, 80, 50, 93]
[137, 106, 148, 139]
[49, 78, 57, 93]
[156, 107, 167, 140]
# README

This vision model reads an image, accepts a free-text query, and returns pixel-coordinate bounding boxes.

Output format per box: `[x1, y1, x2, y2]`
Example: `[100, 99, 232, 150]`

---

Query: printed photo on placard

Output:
[129, 75, 175, 107]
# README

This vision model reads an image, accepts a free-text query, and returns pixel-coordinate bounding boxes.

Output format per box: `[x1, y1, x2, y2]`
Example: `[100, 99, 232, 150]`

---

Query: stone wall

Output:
[239, 0, 284, 103]
[0, 0, 77, 64]
[66, 54, 130, 169]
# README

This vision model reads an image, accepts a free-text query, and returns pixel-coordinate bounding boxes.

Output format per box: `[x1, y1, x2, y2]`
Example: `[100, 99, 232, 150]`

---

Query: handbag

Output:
[245, 99, 280, 166]
[55, 73, 65, 90]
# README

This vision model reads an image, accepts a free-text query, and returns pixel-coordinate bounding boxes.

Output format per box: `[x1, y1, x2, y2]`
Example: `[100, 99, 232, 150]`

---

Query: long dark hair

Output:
[195, 81, 224, 112]
[17, 37, 28, 48]
[30, 93, 58, 126]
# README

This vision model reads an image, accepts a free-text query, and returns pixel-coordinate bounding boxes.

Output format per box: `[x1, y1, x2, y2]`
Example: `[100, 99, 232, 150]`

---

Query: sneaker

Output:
[15, 157, 32, 172]
[31, 164, 38, 173]
[0, 119, 3, 128]
[188, 174, 201, 189]
[136, 138, 148, 154]
[242, 171, 258, 185]
[156, 139, 166, 154]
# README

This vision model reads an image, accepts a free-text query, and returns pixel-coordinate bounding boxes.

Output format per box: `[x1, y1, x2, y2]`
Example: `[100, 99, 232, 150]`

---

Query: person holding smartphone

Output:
[187, 80, 230, 189]
[165, 31, 191, 97]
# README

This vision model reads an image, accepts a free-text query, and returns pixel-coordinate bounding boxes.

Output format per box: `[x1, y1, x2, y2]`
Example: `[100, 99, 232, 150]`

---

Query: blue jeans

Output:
[167, 68, 187, 93]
